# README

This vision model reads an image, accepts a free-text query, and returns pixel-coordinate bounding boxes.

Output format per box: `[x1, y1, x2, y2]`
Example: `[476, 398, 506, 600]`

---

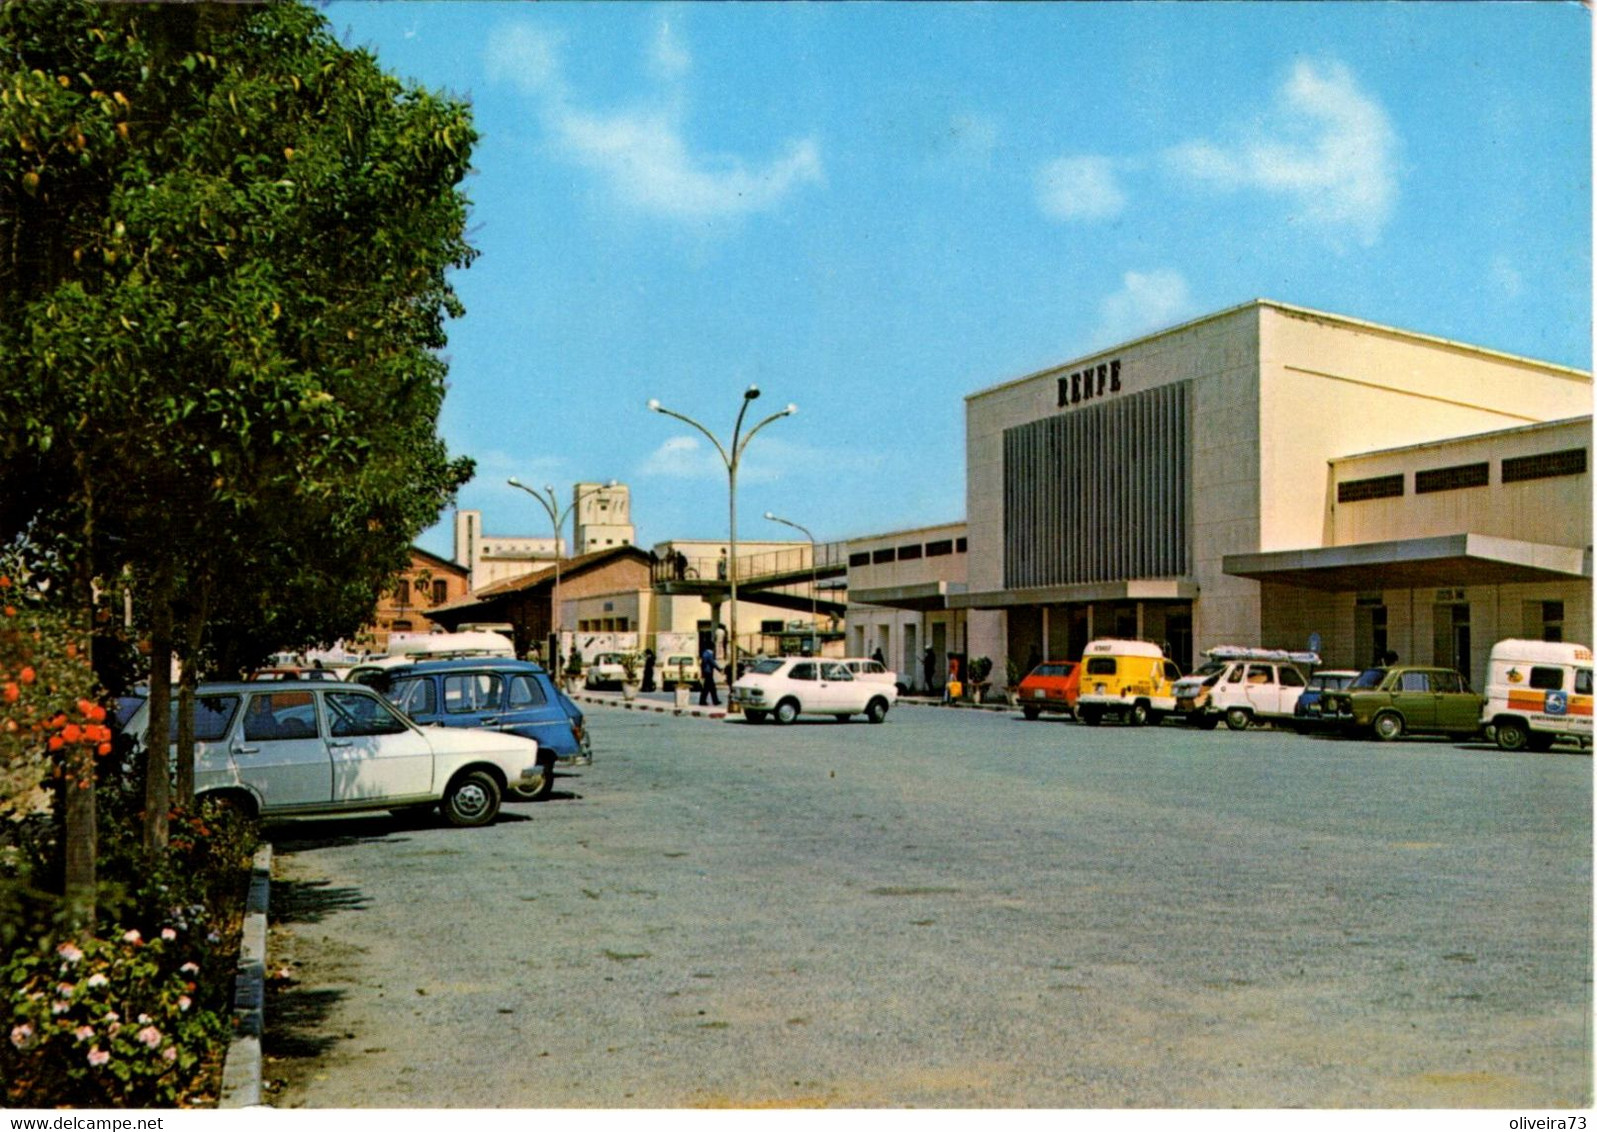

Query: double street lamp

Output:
[648, 386, 796, 682]
[764, 510, 818, 656]
[505, 478, 617, 662]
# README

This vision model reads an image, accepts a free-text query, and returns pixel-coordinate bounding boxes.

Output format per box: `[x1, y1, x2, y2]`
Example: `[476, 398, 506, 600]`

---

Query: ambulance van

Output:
[1481, 639, 1593, 752]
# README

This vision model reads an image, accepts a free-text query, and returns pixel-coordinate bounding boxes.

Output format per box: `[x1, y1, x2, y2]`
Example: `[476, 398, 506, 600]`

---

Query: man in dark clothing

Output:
[699, 648, 722, 706]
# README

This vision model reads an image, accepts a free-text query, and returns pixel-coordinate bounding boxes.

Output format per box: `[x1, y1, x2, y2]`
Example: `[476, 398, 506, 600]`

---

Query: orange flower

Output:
[2, 684, 16, 703]
[77, 699, 106, 723]
[61, 724, 81, 743]
[18, 667, 35, 685]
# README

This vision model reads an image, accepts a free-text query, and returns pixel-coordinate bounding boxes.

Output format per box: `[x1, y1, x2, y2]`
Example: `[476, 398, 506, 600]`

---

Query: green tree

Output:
[0, 0, 475, 869]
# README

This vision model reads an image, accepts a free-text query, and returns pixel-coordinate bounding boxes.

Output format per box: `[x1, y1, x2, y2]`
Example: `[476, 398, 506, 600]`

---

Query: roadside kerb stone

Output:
[219, 843, 272, 1108]
[571, 688, 1009, 719]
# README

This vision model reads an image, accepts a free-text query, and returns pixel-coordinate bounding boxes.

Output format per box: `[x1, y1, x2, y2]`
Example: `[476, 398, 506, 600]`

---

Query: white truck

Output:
[1481, 639, 1593, 752]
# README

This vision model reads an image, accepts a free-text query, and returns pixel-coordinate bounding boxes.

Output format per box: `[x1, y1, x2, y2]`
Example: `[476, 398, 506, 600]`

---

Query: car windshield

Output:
[749, 658, 785, 675]
[1312, 673, 1354, 690]
[1350, 668, 1386, 689]
[1030, 664, 1072, 678]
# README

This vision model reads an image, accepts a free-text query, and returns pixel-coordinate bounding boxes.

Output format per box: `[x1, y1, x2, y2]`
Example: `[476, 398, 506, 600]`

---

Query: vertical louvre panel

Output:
[1003, 382, 1190, 589]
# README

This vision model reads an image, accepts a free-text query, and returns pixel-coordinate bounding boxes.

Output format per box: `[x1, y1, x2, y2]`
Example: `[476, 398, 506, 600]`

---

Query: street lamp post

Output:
[764, 511, 818, 656]
[648, 387, 796, 685]
[505, 478, 617, 664]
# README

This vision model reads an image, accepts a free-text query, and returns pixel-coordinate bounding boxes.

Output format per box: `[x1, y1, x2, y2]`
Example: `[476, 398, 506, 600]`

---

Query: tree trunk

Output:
[143, 594, 173, 852]
[173, 581, 209, 808]
[63, 459, 97, 931]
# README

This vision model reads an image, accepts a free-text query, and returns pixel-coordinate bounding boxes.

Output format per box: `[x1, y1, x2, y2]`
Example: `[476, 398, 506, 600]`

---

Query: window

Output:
[1529, 667, 1565, 691]
[822, 663, 854, 681]
[761, 620, 785, 633]
[872, 548, 896, 565]
[1415, 462, 1490, 494]
[1085, 657, 1117, 676]
[1399, 672, 1431, 692]
[167, 695, 239, 741]
[1246, 665, 1271, 684]
[956, 538, 968, 553]
[1577, 669, 1593, 696]
[389, 678, 437, 716]
[443, 673, 500, 713]
[431, 580, 448, 604]
[849, 552, 870, 567]
[926, 540, 954, 557]
[1226, 666, 1245, 684]
[790, 663, 818, 681]
[326, 691, 408, 737]
[898, 544, 923, 561]
[1280, 668, 1305, 688]
[1501, 448, 1587, 484]
[395, 580, 411, 605]
[507, 675, 549, 709]
[243, 692, 319, 742]
[1431, 670, 1462, 694]
[1337, 474, 1405, 503]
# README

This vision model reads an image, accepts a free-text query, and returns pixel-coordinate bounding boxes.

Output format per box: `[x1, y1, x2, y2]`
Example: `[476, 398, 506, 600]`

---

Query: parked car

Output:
[1172, 647, 1318, 730]
[1075, 639, 1182, 726]
[1480, 639, 1594, 752]
[840, 657, 907, 696]
[584, 652, 628, 691]
[659, 654, 701, 691]
[732, 657, 896, 724]
[1292, 669, 1361, 732]
[1320, 666, 1484, 741]
[1015, 660, 1080, 721]
[249, 666, 343, 682]
[121, 681, 543, 826]
[348, 657, 591, 800]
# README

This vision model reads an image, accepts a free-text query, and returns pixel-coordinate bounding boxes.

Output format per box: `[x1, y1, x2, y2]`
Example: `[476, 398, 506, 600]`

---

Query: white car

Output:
[840, 658, 908, 696]
[732, 657, 897, 724]
[584, 652, 628, 690]
[123, 681, 544, 826]
[1172, 647, 1318, 730]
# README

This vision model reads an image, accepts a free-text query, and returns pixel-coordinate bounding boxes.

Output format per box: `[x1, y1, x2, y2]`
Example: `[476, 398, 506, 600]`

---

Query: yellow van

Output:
[1075, 638, 1183, 726]
[1481, 639, 1593, 752]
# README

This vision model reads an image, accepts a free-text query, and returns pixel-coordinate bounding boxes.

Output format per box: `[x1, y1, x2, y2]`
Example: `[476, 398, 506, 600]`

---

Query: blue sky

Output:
[321, 1, 1592, 560]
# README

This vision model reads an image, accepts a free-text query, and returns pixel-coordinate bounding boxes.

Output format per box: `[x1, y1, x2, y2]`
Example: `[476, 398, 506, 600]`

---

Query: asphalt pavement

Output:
[261, 701, 1592, 1109]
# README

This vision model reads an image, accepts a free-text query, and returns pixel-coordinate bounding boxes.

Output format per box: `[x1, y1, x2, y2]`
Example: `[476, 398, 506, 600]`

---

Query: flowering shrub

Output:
[0, 926, 227, 1106]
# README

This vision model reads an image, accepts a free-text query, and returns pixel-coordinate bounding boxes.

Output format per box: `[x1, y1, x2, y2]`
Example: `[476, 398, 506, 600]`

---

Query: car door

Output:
[1243, 664, 1282, 717]
[231, 690, 333, 809]
[437, 671, 503, 731]
[183, 694, 242, 795]
[498, 671, 575, 758]
[819, 662, 862, 711]
[1429, 669, 1479, 733]
[1391, 670, 1437, 730]
[324, 689, 435, 803]
[786, 660, 821, 711]
[1277, 665, 1308, 714]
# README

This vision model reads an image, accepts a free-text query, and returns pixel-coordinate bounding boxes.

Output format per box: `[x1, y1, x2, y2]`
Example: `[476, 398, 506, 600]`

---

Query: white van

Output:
[1171, 646, 1319, 731]
[1481, 639, 1593, 752]
[1075, 639, 1182, 726]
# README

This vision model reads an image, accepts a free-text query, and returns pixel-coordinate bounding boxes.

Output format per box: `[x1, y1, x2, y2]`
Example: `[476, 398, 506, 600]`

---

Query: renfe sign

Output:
[1056, 358, 1122, 408]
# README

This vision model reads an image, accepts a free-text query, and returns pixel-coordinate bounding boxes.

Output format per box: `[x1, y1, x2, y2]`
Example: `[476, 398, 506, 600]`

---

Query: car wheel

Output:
[509, 760, 554, 802]
[1128, 702, 1150, 727]
[1022, 705, 1041, 721]
[1494, 719, 1530, 752]
[774, 699, 800, 725]
[865, 698, 889, 724]
[1372, 711, 1404, 742]
[744, 709, 768, 724]
[441, 769, 501, 827]
[1224, 707, 1251, 731]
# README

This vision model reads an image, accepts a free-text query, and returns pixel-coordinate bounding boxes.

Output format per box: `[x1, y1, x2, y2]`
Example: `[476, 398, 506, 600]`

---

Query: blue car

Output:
[349, 657, 591, 800]
[1292, 669, 1360, 733]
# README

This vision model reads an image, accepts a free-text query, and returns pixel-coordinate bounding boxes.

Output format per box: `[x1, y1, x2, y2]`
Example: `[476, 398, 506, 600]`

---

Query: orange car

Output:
[1015, 660, 1080, 720]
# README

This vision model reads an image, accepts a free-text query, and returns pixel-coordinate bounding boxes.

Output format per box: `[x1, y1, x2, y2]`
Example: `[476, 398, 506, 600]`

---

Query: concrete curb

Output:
[572, 689, 1014, 720]
[219, 843, 271, 1108]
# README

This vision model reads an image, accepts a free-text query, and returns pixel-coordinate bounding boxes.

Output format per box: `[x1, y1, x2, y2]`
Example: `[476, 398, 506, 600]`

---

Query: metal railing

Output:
[651, 542, 848, 587]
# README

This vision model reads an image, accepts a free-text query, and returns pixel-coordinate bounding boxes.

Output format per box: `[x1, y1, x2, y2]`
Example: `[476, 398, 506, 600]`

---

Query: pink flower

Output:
[56, 942, 83, 964]
[74, 1026, 95, 1041]
[161, 928, 177, 941]
[103, 1011, 119, 1023]
[161, 1047, 177, 1063]
[9, 1024, 33, 1048]
[87, 1047, 110, 1068]
[51, 1001, 69, 1015]
[136, 1025, 161, 1049]
[177, 995, 192, 1012]
[122, 929, 141, 945]
[87, 973, 109, 988]
[56, 982, 75, 997]
[180, 962, 199, 975]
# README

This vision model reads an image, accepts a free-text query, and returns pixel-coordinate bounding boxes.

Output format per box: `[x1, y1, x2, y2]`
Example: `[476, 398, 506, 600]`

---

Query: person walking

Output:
[699, 647, 722, 706]
[641, 649, 656, 693]
[921, 646, 936, 696]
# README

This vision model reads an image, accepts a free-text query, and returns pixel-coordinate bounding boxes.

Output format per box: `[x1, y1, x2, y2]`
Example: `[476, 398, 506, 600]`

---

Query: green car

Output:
[1321, 666, 1484, 742]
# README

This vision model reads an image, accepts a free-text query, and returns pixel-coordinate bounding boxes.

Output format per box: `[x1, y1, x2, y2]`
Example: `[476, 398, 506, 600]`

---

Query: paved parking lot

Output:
[264, 703, 1591, 1108]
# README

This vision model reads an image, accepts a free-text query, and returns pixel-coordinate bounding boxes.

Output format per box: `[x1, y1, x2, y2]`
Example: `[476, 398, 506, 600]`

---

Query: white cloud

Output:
[639, 435, 720, 479]
[486, 22, 823, 222]
[637, 433, 881, 485]
[1036, 155, 1126, 221]
[1087, 270, 1194, 350]
[1164, 59, 1397, 246]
